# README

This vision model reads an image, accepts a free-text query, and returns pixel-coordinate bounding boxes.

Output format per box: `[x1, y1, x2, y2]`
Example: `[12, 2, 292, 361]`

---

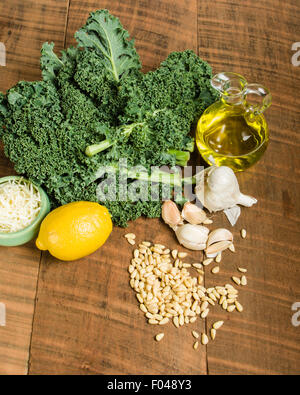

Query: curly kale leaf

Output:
[40, 42, 64, 82]
[0, 92, 8, 132]
[75, 9, 141, 82]
[119, 50, 218, 124]
[73, 49, 130, 124]
[41, 42, 79, 85]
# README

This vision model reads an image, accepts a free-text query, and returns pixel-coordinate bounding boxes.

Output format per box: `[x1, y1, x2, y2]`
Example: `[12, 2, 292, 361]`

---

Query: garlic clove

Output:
[162, 200, 183, 229]
[206, 228, 233, 247]
[175, 224, 209, 251]
[182, 202, 207, 225]
[205, 240, 232, 255]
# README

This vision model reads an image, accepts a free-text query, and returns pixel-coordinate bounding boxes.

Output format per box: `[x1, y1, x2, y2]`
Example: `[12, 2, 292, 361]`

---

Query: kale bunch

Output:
[0, 9, 217, 227]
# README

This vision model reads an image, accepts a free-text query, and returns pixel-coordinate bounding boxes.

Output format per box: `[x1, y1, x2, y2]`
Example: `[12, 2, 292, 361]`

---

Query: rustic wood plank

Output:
[28, 0, 203, 375]
[0, 243, 41, 375]
[198, 0, 300, 375]
[0, 0, 69, 91]
[64, 0, 198, 72]
[29, 218, 208, 374]
[0, 0, 69, 375]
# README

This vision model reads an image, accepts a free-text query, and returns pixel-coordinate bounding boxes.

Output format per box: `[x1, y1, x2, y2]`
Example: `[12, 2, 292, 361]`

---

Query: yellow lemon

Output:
[36, 201, 112, 261]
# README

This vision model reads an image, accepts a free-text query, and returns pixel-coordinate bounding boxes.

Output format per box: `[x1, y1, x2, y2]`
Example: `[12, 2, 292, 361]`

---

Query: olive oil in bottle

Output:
[196, 72, 272, 171]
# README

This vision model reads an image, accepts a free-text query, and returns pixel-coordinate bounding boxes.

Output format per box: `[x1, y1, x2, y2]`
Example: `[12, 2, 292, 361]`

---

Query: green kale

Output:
[0, 9, 217, 227]
[74, 9, 141, 82]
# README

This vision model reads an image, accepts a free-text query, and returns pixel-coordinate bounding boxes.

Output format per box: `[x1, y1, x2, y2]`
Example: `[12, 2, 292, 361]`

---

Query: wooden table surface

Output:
[0, 0, 300, 375]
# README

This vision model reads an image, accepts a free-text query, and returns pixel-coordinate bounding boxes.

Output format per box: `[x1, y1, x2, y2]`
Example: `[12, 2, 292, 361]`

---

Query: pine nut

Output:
[235, 301, 243, 312]
[213, 321, 224, 330]
[142, 241, 151, 247]
[226, 298, 236, 304]
[182, 263, 191, 268]
[159, 317, 169, 325]
[155, 333, 164, 342]
[178, 252, 188, 259]
[241, 275, 247, 286]
[171, 250, 178, 259]
[227, 305, 236, 313]
[201, 309, 209, 318]
[136, 294, 143, 303]
[148, 319, 159, 324]
[193, 263, 203, 269]
[219, 295, 226, 305]
[201, 333, 209, 345]
[203, 258, 213, 266]
[140, 304, 147, 313]
[179, 314, 184, 326]
[173, 316, 179, 328]
[210, 328, 216, 340]
[241, 229, 247, 239]
[154, 244, 165, 249]
[125, 233, 136, 239]
[211, 266, 220, 274]
[232, 276, 241, 285]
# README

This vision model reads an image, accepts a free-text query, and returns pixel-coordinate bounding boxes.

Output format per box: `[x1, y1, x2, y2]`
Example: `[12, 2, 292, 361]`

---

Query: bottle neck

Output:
[221, 93, 246, 106]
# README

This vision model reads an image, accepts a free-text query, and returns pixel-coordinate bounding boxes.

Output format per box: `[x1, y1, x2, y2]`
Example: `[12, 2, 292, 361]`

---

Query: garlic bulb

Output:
[195, 166, 257, 212]
[182, 202, 207, 225]
[175, 223, 209, 251]
[162, 200, 183, 229]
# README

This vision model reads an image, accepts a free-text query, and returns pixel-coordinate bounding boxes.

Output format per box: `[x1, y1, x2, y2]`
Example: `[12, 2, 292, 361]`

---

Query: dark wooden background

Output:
[0, 0, 299, 375]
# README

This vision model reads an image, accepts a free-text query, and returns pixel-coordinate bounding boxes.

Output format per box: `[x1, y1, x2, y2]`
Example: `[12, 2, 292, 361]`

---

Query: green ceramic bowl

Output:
[0, 176, 51, 247]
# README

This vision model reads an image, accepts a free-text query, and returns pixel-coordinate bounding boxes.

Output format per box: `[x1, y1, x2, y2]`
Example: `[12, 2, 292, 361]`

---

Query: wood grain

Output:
[64, 0, 198, 71]
[198, 0, 300, 375]
[29, 218, 207, 374]
[0, 0, 299, 375]
[28, 0, 206, 375]
[0, 0, 69, 92]
[0, 0, 69, 375]
[0, 243, 41, 374]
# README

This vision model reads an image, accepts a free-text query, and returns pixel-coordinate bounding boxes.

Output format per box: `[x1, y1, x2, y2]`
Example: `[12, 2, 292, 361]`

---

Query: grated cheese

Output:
[0, 178, 41, 233]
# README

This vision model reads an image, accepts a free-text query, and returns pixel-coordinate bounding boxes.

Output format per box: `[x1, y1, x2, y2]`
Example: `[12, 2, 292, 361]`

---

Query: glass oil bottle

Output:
[196, 72, 272, 171]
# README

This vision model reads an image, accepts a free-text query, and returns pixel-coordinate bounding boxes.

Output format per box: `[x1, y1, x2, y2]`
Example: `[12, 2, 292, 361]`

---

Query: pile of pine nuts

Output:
[125, 232, 248, 348]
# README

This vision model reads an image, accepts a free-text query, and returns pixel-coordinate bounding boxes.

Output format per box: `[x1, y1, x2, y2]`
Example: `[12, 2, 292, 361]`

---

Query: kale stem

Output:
[85, 140, 113, 156]
[127, 168, 183, 187]
[167, 149, 190, 166]
[85, 121, 193, 166]
[85, 122, 144, 157]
